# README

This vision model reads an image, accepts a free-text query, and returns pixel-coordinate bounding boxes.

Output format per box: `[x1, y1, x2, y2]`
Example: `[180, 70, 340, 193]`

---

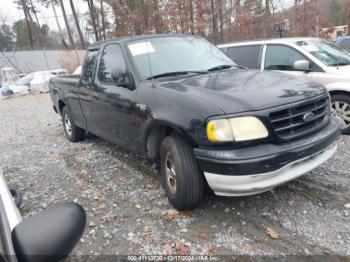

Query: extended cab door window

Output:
[226, 45, 262, 69]
[264, 44, 308, 71]
[81, 49, 98, 85]
[97, 44, 126, 85]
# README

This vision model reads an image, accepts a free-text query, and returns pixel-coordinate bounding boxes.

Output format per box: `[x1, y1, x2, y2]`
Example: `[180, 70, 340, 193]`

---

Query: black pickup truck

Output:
[49, 34, 340, 210]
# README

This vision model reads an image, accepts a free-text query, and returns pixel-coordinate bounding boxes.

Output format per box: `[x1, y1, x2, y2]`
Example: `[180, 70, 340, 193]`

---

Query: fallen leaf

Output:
[144, 234, 154, 243]
[102, 213, 113, 222]
[79, 170, 88, 176]
[179, 210, 192, 217]
[99, 203, 107, 209]
[203, 244, 216, 253]
[117, 176, 127, 182]
[145, 183, 160, 190]
[167, 209, 178, 220]
[266, 227, 279, 239]
[244, 243, 256, 253]
[175, 243, 189, 256]
[288, 200, 295, 207]
[134, 203, 142, 209]
[199, 229, 208, 240]
[163, 243, 172, 254]
[94, 192, 105, 201]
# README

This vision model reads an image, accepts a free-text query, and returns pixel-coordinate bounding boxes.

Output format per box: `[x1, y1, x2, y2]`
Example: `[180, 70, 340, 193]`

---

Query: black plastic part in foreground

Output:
[11, 202, 86, 262]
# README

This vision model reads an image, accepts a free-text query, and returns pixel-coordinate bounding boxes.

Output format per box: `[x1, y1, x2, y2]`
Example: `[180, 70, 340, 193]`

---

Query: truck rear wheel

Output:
[331, 94, 350, 135]
[62, 107, 85, 142]
[160, 134, 204, 210]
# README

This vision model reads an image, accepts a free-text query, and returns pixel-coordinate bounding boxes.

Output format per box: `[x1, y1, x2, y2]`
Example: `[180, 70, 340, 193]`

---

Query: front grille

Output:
[270, 95, 330, 140]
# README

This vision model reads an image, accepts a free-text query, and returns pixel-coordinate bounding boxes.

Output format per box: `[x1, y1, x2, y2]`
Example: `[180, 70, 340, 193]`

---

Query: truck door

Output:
[92, 43, 137, 150]
[79, 48, 99, 133]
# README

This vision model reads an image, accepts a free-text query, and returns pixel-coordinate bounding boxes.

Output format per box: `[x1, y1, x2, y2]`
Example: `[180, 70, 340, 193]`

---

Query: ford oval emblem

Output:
[303, 112, 316, 122]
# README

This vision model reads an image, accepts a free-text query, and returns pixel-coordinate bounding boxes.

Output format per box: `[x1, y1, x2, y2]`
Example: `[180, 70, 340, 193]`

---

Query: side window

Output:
[227, 45, 262, 69]
[81, 50, 98, 85]
[265, 45, 306, 71]
[97, 44, 126, 85]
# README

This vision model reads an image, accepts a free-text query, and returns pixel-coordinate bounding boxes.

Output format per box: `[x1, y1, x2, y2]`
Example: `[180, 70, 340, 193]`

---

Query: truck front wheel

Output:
[62, 107, 85, 142]
[160, 134, 204, 210]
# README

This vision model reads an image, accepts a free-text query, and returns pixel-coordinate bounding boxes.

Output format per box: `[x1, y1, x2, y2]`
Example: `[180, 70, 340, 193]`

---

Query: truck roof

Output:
[89, 34, 193, 50]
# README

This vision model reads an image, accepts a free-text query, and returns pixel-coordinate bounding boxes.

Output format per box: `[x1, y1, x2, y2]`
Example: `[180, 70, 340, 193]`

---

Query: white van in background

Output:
[219, 38, 350, 134]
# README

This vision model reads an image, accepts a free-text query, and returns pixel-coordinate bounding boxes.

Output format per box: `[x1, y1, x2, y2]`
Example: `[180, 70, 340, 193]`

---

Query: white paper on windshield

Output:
[128, 42, 155, 56]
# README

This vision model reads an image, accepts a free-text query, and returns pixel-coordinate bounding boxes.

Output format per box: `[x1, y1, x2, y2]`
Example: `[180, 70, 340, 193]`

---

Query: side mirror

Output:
[293, 60, 312, 72]
[12, 203, 86, 262]
[111, 68, 135, 90]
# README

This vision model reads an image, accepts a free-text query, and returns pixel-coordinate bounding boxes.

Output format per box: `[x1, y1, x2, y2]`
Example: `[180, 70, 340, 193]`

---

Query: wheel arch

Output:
[143, 120, 197, 161]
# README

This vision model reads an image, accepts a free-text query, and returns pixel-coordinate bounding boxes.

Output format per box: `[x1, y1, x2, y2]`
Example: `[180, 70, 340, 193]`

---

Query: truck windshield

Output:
[296, 39, 350, 66]
[127, 36, 236, 79]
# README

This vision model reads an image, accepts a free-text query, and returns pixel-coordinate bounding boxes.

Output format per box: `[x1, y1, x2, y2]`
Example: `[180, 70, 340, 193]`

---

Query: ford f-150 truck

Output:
[49, 34, 341, 210]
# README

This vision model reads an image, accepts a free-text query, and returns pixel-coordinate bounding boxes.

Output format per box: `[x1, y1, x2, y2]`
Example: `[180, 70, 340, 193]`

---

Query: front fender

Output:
[325, 82, 350, 93]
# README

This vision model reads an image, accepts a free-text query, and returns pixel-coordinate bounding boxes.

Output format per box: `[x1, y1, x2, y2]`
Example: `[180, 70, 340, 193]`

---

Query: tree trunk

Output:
[153, 0, 162, 33]
[70, 0, 85, 48]
[189, 0, 194, 34]
[51, 1, 68, 48]
[20, 0, 33, 49]
[29, 0, 44, 48]
[59, 0, 75, 48]
[87, 0, 99, 41]
[100, 0, 106, 39]
[264, 0, 271, 37]
[218, 0, 224, 42]
[210, 0, 218, 43]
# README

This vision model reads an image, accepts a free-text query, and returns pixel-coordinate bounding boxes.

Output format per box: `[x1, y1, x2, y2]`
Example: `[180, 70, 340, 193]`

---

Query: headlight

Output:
[207, 116, 268, 142]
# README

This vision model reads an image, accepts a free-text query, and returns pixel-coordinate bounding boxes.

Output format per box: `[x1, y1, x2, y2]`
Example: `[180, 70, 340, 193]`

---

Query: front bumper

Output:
[194, 118, 341, 196]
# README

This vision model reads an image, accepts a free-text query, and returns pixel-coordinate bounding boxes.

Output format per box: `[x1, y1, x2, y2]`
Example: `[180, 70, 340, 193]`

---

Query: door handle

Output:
[92, 95, 99, 101]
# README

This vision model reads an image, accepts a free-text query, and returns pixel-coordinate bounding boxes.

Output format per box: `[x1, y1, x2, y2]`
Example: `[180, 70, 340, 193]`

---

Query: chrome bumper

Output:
[204, 143, 337, 197]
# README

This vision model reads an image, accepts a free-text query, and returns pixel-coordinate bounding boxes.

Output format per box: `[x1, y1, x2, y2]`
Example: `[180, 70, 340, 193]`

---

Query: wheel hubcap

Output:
[64, 114, 72, 137]
[165, 152, 177, 195]
[331, 101, 350, 129]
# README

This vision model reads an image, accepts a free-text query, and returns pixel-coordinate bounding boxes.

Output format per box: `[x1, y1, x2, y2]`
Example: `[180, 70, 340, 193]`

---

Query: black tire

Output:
[62, 107, 85, 142]
[331, 94, 350, 135]
[160, 134, 204, 210]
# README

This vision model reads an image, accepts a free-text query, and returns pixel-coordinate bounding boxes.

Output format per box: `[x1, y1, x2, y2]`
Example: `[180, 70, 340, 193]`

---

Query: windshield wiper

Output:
[147, 70, 207, 80]
[328, 62, 350, 67]
[207, 64, 246, 71]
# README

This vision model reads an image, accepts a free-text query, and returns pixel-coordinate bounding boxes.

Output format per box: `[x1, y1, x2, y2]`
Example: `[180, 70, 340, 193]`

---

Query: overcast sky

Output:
[0, 0, 89, 30]
[0, 0, 293, 31]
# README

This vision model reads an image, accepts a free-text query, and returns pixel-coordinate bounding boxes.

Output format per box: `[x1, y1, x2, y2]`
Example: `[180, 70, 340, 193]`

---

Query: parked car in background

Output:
[219, 38, 350, 134]
[0, 169, 85, 261]
[50, 34, 340, 210]
[337, 35, 350, 51]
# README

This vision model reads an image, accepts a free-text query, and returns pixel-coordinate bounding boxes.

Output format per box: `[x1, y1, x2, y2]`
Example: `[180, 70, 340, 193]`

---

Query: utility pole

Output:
[315, 0, 320, 37]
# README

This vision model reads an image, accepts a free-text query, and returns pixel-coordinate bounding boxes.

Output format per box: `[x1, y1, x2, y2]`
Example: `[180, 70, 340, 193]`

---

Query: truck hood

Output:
[157, 69, 326, 114]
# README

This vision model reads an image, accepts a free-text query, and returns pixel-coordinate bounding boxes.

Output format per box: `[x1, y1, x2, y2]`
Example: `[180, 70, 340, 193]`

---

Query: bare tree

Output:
[20, 0, 34, 49]
[58, 0, 75, 48]
[51, 0, 68, 48]
[69, 0, 85, 48]
[100, 0, 106, 40]
[87, 0, 99, 41]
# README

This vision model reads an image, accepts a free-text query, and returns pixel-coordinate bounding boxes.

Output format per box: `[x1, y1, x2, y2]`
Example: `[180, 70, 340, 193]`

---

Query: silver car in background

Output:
[219, 38, 350, 134]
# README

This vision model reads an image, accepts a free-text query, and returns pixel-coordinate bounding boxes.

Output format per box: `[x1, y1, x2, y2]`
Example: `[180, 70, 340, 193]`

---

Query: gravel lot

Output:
[0, 93, 350, 256]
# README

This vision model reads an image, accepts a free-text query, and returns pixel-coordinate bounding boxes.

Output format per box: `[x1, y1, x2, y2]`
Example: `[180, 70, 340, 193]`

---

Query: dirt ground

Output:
[0, 93, 349, 257]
